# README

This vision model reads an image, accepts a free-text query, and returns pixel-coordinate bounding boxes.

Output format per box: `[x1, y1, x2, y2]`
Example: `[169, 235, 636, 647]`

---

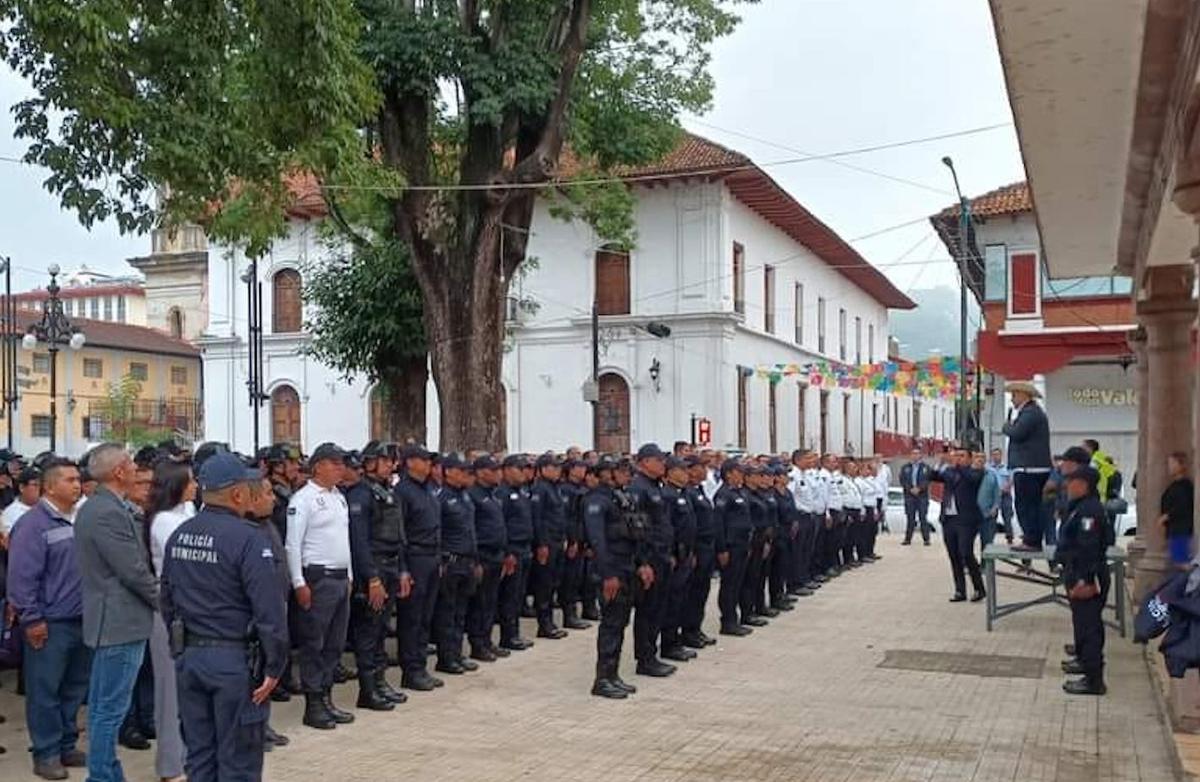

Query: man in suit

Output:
[899, 448, 931, 546]
[74, 443, 158, 782]
[930, 449, 987, 602]
[1002, 381, 1053, 552]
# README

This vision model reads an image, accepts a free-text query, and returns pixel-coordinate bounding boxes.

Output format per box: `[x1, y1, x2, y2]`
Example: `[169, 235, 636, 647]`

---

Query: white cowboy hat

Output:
[1005, 380, 1042, 399]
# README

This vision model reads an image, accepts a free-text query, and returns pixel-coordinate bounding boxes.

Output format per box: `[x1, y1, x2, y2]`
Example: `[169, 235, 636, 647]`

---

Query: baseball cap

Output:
[441, 453, 472, 471]
[343, 451, 363, 469]
[198, 452, 263, 491]
[362, 441, 389, 460]
[1061, 446, 1092, 466]
[502, 454, 529, 469]
[636, 443, 666, 461]
[720, 458, 745, 476]
[535, 453, 561, 469]
[665, 456, 688, 472]
[401, 443, 433, 461]
[473, 455, 500, 471]
[308, 443, 346, 467]
[591, 456, 618, 474]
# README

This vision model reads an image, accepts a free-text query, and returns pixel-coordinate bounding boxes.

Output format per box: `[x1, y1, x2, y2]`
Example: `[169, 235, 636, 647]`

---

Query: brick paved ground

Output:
[0, 534, 1180, 781]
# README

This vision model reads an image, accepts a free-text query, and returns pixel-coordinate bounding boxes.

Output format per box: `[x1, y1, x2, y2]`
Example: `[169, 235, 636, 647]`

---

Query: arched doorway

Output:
[595, 373, 630, 454]
[271, 385, 301, 444]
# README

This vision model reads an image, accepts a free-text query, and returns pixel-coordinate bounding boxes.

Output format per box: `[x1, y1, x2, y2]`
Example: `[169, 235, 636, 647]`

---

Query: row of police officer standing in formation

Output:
[156, 439, 894, 780]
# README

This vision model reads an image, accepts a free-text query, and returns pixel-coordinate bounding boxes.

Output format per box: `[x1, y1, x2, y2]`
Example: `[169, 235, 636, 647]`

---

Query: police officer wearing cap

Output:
[344, 441, 410, 711]
[393, 444, 443, 691]
[584, 457, 648, 699]
[497, 455, 535, 651]
[770, 464, 799, 612]
[530, 454, 570, 639]
[466, 455, 510, 661]
[285, 443, 355, 729]
[659, 456, 698, 663]
[714, 460, 754, 636]
[433, 453, 480, 675]
[558, 459, 592, 631]
[739, 465, 771, 626]
[681, 456, 718, 649]
[629, 443, 675, 678]
[1055, 466, 1110, 696]
[161, 453, 288, 781]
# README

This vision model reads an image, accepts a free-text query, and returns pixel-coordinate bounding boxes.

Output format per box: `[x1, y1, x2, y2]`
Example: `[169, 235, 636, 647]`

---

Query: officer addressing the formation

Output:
[160, 452, 288, 782]
[285, 443, 355, 729]
[345, 441, 410, 711]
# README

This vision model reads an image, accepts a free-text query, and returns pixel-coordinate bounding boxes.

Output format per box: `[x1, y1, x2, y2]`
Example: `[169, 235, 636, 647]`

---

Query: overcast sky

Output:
[0, 0, 1021, 293]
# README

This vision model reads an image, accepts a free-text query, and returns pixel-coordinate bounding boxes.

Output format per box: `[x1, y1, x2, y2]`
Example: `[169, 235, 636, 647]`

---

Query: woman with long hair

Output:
[146, 460, 196, 782]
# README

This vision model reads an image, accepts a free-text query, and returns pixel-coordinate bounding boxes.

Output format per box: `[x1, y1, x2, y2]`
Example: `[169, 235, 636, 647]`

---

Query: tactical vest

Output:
[610, 489, 648, 542]
[368, 479, 404, 552]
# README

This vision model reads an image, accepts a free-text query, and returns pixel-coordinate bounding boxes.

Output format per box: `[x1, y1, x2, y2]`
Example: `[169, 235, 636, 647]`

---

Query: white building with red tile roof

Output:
[198, 133, 953, 455]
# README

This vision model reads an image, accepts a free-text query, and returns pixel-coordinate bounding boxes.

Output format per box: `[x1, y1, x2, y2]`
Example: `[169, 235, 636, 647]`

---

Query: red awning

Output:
[977, 329, 1131, 379]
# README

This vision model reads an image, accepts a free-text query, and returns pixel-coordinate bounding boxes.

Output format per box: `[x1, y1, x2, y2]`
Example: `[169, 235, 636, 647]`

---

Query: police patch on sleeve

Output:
[586, 503, 600, 514]
[349, 504, 362, 513]
[288, 507, 297, 516]
[1081, 517, 1096, 532]
[262, 548, 274, 559]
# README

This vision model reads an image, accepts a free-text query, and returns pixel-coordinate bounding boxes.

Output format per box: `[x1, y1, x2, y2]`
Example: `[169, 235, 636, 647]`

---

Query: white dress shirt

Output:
[150, 501, 196, 576]
[0, 498, 31, 535]
[839, 474, 861, 511]
[286, 480, 352, 588]
[856, 476, 877, 509]
[824, 469, 844, 511]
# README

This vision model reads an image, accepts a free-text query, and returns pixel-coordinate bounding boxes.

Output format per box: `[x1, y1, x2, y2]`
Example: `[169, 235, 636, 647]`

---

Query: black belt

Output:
[408, 545, 438, 556]
[442, 552, 475, 564]
[185, 632, 247, 649]
[303, 565, 348, 579]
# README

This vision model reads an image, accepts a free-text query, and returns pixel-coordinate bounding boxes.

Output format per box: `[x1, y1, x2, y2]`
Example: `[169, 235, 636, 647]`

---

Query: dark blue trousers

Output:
[397, 553, 440, 676]
[176, 646, 268, 782]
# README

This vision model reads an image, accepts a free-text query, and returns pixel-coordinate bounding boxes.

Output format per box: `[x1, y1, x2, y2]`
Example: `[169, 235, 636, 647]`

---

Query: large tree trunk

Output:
[416, 232, 509, 453]
[378, 355, 428, 445]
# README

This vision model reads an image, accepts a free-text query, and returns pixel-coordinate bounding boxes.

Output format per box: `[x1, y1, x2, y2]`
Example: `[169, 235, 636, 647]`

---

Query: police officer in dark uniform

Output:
[558, 460, 592, 630]
[393, 445, 443, 691]
[741, 466, 772, 626]
[1055, 467, 1109, 696]
[585, 457, 651, 699]
[433, 454, 480, 675]
[660, 457, 697, 662]
[530, 455, 569, 639]
[629, 444, 676, 678]
[681, 456, 718, 649]
[714, 460, 754, 636]
[770, 465, 798, 613]
[345, 442, 410, 710]
[497, 455, 535, 651]
[467, 455, 510, 662]
[161, 453, 288, 782]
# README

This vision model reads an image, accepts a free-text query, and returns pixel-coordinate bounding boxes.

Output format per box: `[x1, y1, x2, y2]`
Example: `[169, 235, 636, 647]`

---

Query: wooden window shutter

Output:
[273, 269, 303, 333]
[594, 250, 630, 316]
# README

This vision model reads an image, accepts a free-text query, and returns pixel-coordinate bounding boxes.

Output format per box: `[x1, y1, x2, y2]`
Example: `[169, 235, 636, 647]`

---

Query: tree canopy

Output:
[0, 0, 753, 450]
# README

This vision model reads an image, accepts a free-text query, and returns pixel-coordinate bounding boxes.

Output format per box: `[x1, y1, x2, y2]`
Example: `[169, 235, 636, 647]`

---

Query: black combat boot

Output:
[375, 670, 407, 703]
[581, 602, 601, 622]
[591, 678, 628, 699]
[400, 670, 438, 691]
[1062, 676, 1106, 696]
[323, 689, 355, 723]
[302, 694, 336, 730]
[612, 674, 637, 694]
[562, 604, 591, 630]
[356, 674, 395, 711]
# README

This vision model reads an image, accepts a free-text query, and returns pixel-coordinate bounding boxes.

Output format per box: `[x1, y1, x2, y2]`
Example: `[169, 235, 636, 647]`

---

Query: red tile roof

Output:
[9, 310, 199, 358]
[281, 133, 915, 309]
[938, 181, 1032, 219]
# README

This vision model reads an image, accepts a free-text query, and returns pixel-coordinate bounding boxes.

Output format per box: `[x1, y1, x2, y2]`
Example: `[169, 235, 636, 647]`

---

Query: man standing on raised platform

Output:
[1003, 382, 1052, 552]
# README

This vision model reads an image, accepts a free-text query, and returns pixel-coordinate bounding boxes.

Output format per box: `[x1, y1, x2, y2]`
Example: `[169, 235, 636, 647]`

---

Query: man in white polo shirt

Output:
[286, 443, 354, 731]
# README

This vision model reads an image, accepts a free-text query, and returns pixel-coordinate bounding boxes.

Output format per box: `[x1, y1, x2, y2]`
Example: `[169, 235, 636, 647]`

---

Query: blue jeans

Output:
[23, 619, 92, 763]
[86, 640, 146, 782]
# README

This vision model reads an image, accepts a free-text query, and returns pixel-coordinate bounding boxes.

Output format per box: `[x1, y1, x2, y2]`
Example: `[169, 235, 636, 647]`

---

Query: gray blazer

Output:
[1002, 402, 1052, 470]
[75, 486, 158, 648]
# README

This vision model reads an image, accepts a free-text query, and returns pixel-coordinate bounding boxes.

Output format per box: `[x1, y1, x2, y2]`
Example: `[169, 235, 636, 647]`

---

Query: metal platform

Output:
[980, 543, 1127, 637]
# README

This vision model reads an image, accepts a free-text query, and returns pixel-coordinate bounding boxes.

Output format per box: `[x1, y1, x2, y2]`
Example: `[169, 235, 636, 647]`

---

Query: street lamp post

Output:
[0, 258, 15, 449]
[941, 156, 971, 446]
[22, 264, 85, 453]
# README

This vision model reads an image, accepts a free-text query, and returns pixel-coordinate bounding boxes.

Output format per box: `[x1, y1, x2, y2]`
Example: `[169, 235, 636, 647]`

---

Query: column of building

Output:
[1130, 265, 1195, 604]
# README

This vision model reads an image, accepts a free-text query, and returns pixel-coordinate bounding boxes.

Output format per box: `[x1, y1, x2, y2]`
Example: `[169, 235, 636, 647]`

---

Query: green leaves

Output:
[0, 0, 375, 247]
[302, 237, 426, 381]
